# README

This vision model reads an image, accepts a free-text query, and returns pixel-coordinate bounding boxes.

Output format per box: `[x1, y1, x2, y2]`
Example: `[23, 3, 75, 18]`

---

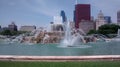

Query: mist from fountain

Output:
[60, 22, 86, 47]
[112, 29, 120, 42]
[117, 29, 120, 37]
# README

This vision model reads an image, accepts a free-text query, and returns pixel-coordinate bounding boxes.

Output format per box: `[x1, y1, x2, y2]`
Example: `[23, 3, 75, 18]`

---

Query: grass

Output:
[0, 61, 120, 67]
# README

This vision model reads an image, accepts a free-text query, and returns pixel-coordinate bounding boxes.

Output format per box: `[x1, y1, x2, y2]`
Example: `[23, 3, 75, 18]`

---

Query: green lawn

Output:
[0, 61, 120, 67]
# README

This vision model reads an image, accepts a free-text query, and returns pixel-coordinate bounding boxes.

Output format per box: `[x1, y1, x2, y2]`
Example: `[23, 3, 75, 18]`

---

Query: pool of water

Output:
[0, 40, 120, 56]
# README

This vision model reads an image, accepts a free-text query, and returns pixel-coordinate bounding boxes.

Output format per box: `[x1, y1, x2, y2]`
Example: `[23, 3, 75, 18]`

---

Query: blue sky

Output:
[0, 0, 120, 28]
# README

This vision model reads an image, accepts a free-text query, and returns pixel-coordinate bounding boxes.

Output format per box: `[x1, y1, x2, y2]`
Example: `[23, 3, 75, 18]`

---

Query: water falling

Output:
[113, 29, 120, 41]
[60, 22, 85, 47]
[117, 29, 120, 37]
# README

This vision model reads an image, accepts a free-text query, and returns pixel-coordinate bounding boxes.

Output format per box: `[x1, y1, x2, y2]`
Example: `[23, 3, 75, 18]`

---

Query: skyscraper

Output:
[117, 10, 120, 24]
[60, 10, 67, 23]
[74, 4, 91, 28]
[104, 16, 111, 24]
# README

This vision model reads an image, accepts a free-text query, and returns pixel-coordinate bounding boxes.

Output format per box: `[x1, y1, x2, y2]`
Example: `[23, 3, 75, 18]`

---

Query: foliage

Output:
[0, 30, 27, 36]
[87, 29, 98, 35]
[88, 24, 120, 36]
[0, 30, 12, 35]
[98, 24, 120, 35]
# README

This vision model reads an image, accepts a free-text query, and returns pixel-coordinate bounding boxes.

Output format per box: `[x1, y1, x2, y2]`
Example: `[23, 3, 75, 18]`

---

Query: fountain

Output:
[111, 29, 120, 42]
[117, 29, 120, 37]
[1, 23, 120, 56]
[12, 35, 24, 43]
[60, 22, 87, 47]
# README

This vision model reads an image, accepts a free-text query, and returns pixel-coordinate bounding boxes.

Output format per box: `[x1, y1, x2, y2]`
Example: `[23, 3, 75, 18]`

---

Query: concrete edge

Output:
[0, 55, 120, 61]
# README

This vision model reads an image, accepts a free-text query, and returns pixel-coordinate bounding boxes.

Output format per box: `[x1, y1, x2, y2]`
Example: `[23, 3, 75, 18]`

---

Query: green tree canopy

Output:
[98, 24, 120, 35]
[87, 29, 98, 35]
[0, 30, 27, 36]
[0, 30, 12, 36]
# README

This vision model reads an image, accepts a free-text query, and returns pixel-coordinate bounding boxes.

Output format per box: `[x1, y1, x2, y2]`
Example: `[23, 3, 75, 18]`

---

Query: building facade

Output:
[50, 16, 65, 32]
[50, 24, 64, 32]
[53, 16, 63, 24]
[20, 26, 36, 32]
[8, 22, 17, 31]
[79, 21, 95, 34]
[117, 10, 120, 25]
[60, 10, 67, 23]
[95, 11, 106, 30]
[104, 16, 111, 24]
[74, 4, 91, 28]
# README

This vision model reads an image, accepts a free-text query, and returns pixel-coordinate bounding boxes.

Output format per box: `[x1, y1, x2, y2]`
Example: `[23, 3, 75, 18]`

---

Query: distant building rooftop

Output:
[19, 25, 36, 32]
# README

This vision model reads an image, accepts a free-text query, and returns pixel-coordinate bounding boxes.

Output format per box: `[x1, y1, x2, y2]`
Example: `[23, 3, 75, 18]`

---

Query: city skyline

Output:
[0, 0, 120, 28]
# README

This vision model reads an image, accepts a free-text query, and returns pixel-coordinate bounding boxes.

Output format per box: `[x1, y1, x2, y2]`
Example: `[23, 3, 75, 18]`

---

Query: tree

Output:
[87, 24, 120, 36]
[87, 29, 98, 35]
[0, 30, 27, 36]
[98, 24, 120, 35]
[0, 30, 12, 36]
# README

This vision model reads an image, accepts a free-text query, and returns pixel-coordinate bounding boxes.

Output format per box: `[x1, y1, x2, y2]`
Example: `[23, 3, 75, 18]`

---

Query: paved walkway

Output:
[0, 55, 120, 61]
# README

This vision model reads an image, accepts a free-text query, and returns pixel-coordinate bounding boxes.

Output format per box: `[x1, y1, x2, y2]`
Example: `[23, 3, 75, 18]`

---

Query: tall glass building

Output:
[60, 10, 67, 23]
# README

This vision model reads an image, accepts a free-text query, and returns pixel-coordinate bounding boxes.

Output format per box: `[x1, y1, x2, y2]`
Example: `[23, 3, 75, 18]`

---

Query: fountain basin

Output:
[0, 41, 120, 56]
[0, 55, 120, 61]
